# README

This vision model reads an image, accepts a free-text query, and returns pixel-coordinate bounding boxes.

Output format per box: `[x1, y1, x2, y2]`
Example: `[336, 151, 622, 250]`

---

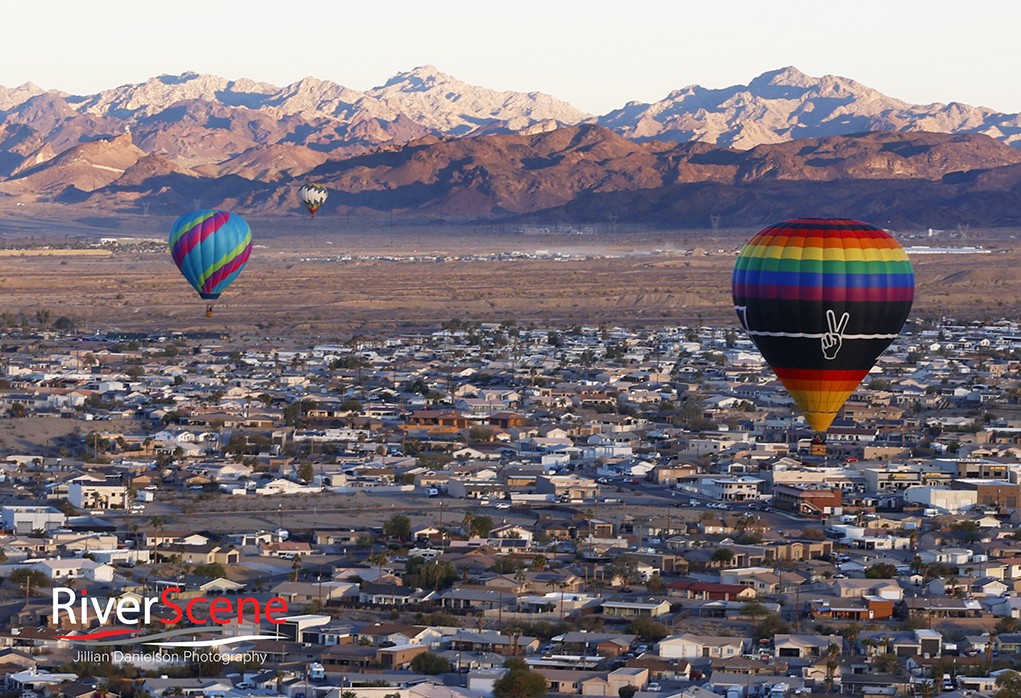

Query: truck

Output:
[426, 488, 439, 497]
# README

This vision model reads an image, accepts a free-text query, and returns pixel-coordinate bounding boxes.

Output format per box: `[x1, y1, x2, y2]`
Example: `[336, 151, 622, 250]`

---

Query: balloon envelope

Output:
[732, 218, 914, 433]
[298, 183, 328, 217]
[169, 210, 252, 300]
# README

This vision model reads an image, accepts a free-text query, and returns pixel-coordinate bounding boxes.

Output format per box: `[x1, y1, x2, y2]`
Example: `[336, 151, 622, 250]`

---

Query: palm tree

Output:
[558, 579, 571, 623]
[842, 623, 862, 655]
[824, 642, 841, 690]
[860, 638, 878, 657]
[149, 515, 165, 563]
[368, 551, 390, 582]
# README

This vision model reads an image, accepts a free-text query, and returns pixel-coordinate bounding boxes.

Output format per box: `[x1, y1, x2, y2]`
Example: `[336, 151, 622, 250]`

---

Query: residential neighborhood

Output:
[0, 317, 1017, 698]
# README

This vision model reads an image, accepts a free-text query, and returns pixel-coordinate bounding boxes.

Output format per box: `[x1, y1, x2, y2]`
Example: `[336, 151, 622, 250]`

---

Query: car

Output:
[144, 485, 158, 491]
[648, 684, 662, 692]
[495, 502, 511, 510]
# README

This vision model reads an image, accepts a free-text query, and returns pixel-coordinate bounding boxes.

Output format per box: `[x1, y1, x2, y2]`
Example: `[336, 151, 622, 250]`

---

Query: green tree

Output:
[53, 316, 75, 332]
[10, 568, 50, 604]
[608, 554, 640, 590]
[755, 612, 790, 641]
[410, 652, 451, 675]
[873, 652, 902, 674]
[619, 688, 637, 698]
[740, 600, 769, 635]
[625, 617, 668, 642]
[995, 671, 1021, 698]
[470, 515, 494, 538]
[645, 574, 667, 594]
[712, 547, 735, 564]
[383, 514, 412, 541]
[493, 657, 548, 698]
[865, 563, 898, 579]
[297, 462, 314, 482]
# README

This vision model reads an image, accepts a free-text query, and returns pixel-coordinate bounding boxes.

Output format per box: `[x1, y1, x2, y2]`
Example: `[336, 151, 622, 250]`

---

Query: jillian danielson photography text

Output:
[74, 650, 269, 665]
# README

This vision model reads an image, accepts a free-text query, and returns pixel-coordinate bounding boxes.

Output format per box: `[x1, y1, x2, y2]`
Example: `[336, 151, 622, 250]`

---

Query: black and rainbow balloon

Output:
[732, 219, 914, 433]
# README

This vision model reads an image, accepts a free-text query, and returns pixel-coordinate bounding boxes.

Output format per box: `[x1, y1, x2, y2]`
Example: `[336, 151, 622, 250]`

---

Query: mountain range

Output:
[2, 66, 1021, 226]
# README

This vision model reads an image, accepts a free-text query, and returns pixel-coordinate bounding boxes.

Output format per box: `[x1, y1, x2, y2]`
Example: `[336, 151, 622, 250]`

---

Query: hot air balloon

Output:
[732, 218, 914, 434]
[169, 210, 252, 317]
[298, 183, 328, 218]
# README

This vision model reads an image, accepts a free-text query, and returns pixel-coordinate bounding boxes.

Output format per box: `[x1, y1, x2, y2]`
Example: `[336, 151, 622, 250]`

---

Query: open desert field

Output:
[0, 210, 1018, 335]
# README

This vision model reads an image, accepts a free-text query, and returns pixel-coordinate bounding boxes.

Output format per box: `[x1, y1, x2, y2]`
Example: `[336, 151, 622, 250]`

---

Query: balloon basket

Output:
[206, 305, 213, 318]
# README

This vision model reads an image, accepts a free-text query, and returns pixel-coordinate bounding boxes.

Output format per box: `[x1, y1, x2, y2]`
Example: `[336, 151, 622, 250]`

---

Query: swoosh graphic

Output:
[58, 626, 271, 647]
[57, 629, 138, 641]
[147, 634, 279, 648]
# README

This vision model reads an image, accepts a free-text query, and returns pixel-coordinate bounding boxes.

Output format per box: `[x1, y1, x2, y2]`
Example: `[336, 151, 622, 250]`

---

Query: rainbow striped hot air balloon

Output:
[169, 211, 252, 309]
[732, 218, 914, 433]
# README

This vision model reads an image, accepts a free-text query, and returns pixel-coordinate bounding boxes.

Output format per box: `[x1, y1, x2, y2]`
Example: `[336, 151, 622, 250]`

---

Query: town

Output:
[0, 315, 1017, 698]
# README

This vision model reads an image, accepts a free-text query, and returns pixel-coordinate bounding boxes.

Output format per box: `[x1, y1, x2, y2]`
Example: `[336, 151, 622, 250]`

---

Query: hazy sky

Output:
[5, 0, 1020, 115]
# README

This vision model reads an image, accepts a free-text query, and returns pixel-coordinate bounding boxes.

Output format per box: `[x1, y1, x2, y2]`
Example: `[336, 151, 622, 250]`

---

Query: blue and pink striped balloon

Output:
[169, 210, 252, 300]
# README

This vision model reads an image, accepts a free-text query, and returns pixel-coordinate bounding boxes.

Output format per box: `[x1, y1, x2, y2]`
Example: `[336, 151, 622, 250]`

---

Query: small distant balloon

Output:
[732, 218, 914, 433]
[169, 210, 252, 309]
[298, 183, 329, 218]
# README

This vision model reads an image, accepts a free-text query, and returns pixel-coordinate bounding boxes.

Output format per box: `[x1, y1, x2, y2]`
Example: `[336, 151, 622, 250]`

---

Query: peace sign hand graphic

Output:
[822, 309, 849, 360]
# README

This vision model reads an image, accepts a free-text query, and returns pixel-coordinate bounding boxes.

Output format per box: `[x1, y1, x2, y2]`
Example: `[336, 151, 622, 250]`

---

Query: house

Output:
[656, 633, 746, 659]
[772, 483, 842, 516]
[809, 596, 894, 621]
[271, 582, 358, 605]
[32, 559, 114, 583]
[179, 545, 239, 566]
[971, 577, 1009, 598]
[833, 579, 904, 600]
[773, 634, 844, 659]
[579, 667, 649, 696]
[667, 581, 757, 601]
[601, 600, 671, 618]
[358, 584, 426, 605]
[356, 624, 443, 648]
[449, 630, 540, 655]
[68, 475, 128, 510]
[560, 631, 636, 657]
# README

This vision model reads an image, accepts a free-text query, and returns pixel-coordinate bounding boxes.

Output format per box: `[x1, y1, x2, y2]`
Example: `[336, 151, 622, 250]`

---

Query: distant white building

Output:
[1, 506, 65, 534]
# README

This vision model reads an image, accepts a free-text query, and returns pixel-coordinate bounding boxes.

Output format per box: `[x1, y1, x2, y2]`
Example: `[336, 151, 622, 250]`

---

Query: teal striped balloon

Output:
[169, 211, 252, 300]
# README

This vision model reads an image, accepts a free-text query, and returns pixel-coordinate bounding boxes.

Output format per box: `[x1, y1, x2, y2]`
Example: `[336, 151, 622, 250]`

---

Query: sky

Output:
[4, 0, 1021, 115]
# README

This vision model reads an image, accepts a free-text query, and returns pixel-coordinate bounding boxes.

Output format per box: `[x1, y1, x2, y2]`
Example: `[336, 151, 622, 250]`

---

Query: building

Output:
[656, 634, 746, 660]
[702, 476, 764, 501]
[68, 475, 128, 510]
[772, 484, 842, 516]
[536, 474, 599, 500]
[1, 506, 66, 534]
[601, 599, 671, 618]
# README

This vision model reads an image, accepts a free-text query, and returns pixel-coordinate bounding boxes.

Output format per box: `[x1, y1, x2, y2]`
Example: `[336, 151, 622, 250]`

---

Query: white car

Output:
[495, 502, 511, 510]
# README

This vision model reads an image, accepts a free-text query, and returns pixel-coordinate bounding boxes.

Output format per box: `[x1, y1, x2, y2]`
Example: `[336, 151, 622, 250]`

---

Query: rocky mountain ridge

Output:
[3, 67, 1021, 226]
